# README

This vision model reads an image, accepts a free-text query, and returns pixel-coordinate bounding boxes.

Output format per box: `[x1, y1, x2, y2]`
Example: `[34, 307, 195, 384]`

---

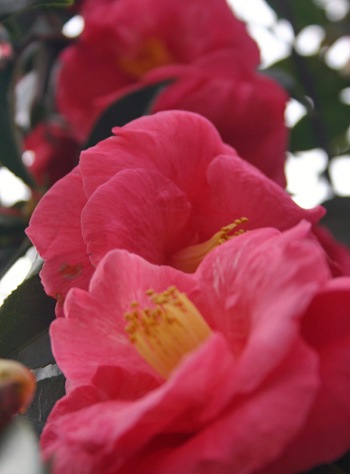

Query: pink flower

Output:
[24, 122, 80, 188]
[26, 111, 323, 314]
[56, 0, 288, 184]
[40, 223, 350, 473]
[148, 50, 288, 186]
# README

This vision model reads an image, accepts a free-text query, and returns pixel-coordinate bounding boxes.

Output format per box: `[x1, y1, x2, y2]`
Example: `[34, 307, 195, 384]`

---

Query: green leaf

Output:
[0, 63, 35, 187]
[264, 0, 327, 32]
[266, 54, 349, 156]
[0, 274, 56, 365]
[0, 213, 27, 280]
[0, 0, 73, 19]
[321, 197, 350, 247]
[22, 372, 65, 435]
[84, 80, 172, 149]
[264, 1, 349, 158]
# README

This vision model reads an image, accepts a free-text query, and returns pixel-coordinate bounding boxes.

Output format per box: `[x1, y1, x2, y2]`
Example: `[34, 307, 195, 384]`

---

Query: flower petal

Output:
[261, 278, 350, 473]
[81, 168, 191, 266]
[42, 334, 319, 474]
[51, 249, 195, 387]
[26, 168, 94, 308]
[79, 110, 230, 200]
[195, 222, 330, 388]
[202, 154, 324, 234]
[149, 50, 288, 186]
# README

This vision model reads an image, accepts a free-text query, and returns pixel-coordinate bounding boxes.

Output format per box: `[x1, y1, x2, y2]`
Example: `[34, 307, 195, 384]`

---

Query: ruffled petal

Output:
[199, 154, 324, 236]
[42, 334, 319, 474]
[81, 168, 191, 266]
[26, 168, 94, 306]
[51, 249, 195, 386]
[149, 50, 288, 186]
[261, 278, 350, 474]
[80, 110, 230, 200]
[195, 222, 330, 387]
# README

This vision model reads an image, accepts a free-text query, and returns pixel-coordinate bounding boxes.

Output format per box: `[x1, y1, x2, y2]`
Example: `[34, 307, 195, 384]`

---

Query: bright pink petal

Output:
[51, 249, 195, 387]
[81, 169, 191, 266]
[149, 50, 288, 186]
[42, 334, 319, 474]
[199, 154, 324, 235]
[26, 169, 94, 307]
[195, 222, 330, 388]
[58, 0, 260, 140]
[124, 340, 319, 474]
[261, 278, 350, 473]
[79, 110, 230, 200]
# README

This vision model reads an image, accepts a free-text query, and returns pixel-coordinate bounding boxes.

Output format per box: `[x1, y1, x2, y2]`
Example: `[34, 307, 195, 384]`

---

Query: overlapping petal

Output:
[26, 111, 326, 311]
[26, 168, 95, 312]
[40, 223, 347, 473]
[261, 278, 350, 474]
[147, 50, 288, 185]
[58, 0, 259, 142]
[51, 249, 195, 386]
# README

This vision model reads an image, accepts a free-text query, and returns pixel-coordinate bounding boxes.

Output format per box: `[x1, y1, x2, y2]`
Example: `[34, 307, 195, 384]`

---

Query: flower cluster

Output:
[56, 0, 288, 186]
[40, 222, 350, 474]
[24, 1, 350, 473]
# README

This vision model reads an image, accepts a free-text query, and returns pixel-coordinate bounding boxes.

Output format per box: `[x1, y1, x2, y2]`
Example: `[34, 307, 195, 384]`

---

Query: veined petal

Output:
[26, 168, 94, 307]
[42, 335, 319, 474]
[195, 222, 330, 388]
[51, 249, 195, 387]
[81, 168, 191, 266]
[80, 111, 230, 200]
[199, 154, 324, 236]
[261, 278, 350, 474]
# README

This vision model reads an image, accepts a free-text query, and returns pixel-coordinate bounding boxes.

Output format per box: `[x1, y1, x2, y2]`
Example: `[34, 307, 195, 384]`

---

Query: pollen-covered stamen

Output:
[125, 286, 212, 379]
[119, 37, 174, 78]
[170, 217, 249, 273]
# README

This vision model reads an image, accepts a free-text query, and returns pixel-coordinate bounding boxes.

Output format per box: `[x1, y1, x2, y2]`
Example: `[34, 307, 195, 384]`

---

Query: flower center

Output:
[170, 217, 248, 273]
[125, 286, 212, 379]
[119, 37, 174, 78]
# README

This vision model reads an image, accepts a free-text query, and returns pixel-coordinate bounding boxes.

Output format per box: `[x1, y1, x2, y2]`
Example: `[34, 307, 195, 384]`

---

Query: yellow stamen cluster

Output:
[170, 217, 249, 273]
[119, 37, 173, 78]
[125, 286, 212, 379]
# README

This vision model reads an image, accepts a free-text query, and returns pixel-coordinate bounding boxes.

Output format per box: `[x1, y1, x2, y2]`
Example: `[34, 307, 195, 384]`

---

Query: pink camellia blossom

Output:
[24, 122, 80, 189]
[56, 0, 288, 185]
[26, 111, 324, 314]
[40, 222, 350, 473]
[147, 50, 288, 186]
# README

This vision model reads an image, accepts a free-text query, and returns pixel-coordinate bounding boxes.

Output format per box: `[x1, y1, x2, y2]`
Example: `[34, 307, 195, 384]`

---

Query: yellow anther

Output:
[124, 287, 212, 379]
[119, 37, 174, 78]
[169, 217, 249, 273]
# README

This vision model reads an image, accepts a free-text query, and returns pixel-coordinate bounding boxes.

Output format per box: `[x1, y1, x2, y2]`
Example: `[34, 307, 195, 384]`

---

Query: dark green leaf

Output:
[266, 54, 350, 156]
[84, 80, 172, 149]
[14, 330, 55, 368]
[264, 0, 327, 33]
[0, 214, 28, 280]
[0, 213, 25, 230]
[0, 273, 56, 364]
[0, 0, 73, 18]
[320, 197, 350, 247]
[21, 372, 65, 435]
[0, 64, 35, 186]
